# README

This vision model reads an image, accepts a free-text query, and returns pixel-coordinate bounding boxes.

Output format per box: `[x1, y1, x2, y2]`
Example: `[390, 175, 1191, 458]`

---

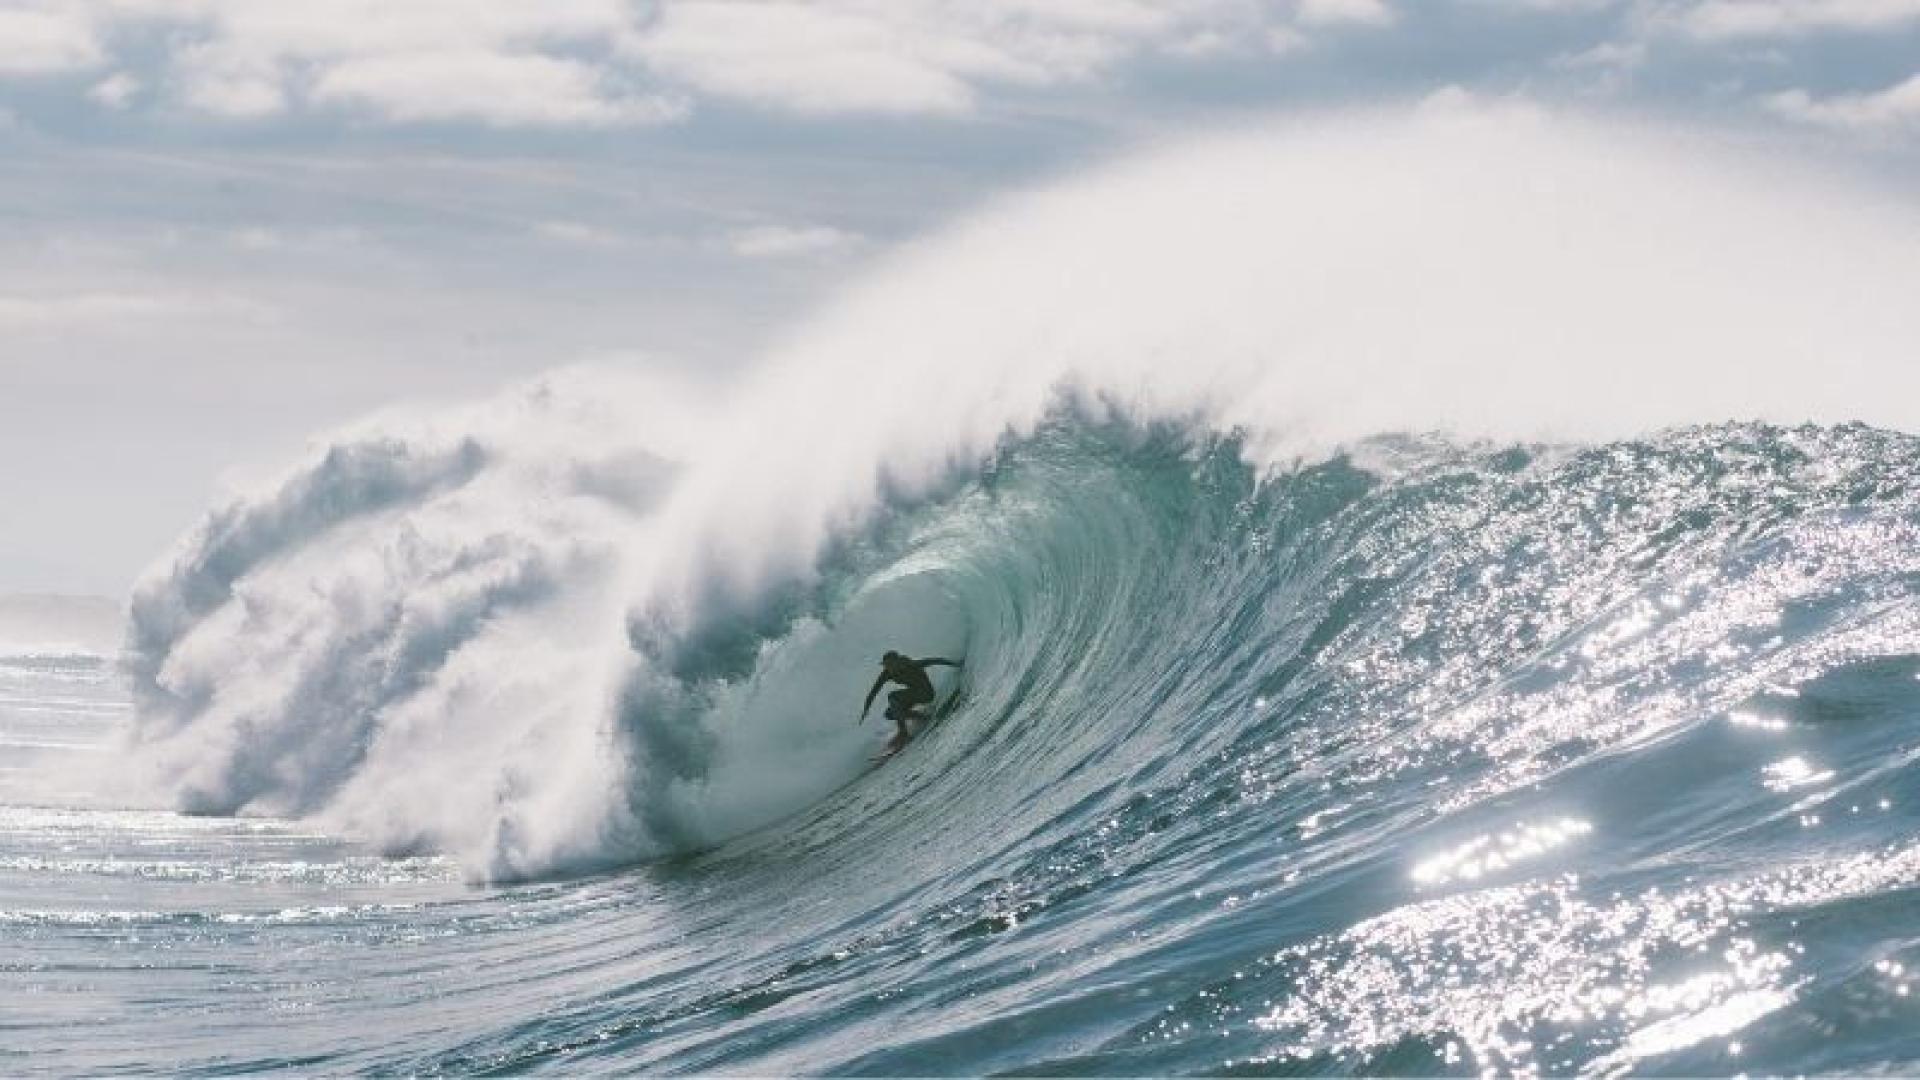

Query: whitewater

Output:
[8, 103, 1920, 1073]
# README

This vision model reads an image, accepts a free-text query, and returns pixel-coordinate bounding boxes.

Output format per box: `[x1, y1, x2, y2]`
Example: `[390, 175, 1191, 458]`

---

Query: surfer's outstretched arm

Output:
[859, 673, 887, 723]
[920, 657, 961, 669]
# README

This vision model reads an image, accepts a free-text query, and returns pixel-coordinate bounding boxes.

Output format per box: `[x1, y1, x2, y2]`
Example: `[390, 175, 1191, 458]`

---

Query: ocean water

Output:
[8, 418, 1920, 1074]
[10, 109, 1920, 1074]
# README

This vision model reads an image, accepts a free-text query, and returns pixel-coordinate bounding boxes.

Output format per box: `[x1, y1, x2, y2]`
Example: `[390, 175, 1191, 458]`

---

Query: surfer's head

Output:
[882, 650, 905, 667]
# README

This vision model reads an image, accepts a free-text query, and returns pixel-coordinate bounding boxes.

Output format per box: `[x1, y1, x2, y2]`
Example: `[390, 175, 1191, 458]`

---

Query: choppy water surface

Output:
[6, 420, 1920, 1074]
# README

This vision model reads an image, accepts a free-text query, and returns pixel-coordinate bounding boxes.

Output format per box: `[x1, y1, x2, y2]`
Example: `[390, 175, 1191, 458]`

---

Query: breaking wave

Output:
[121, 102, 1920, 884]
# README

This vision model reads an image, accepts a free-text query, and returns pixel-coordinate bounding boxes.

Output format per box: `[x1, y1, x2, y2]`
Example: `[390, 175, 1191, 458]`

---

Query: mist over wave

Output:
[124, 370, 681, 873]
[122, 102, 1920, 882]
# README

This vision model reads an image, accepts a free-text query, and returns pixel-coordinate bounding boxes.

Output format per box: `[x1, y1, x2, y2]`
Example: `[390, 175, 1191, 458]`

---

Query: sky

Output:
[2, 0, 1918, 596]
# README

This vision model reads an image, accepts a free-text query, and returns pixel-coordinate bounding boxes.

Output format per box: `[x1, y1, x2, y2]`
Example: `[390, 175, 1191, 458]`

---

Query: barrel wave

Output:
[34, 103, 1920, 1072]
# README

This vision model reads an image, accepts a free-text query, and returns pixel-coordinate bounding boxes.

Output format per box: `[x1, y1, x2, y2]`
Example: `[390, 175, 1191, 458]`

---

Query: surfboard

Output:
[869, 690, 964, 764]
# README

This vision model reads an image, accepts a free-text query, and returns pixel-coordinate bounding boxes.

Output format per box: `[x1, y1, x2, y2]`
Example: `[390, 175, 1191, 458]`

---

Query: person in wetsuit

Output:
[859, 650, 961, 747]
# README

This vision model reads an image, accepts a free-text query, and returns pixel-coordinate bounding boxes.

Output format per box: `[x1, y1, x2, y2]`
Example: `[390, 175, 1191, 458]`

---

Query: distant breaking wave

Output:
[122, 102, 1920, 880]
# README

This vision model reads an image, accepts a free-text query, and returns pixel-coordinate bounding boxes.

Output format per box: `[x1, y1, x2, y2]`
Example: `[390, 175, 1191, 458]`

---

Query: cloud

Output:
[1659, 0, 1920, 39]
[312, 50, 683, 128]
[533, 220, 624, 247]
[725, 224, 863, 259]
[1765, 72, 1920, 132]
[1266, 25, 1313, 53]
[0, 6, 103, 75]
[0, 0, 669, 127]
[0, 0, 1388, 126]
[633, 3, 984, 115]
[1552, 41, 1649, 70]
[0, 289, 275, 331]
[1296, 0, 1398, 26]
[173, 39, 289, 118]
[87, 71, 140, 108]
[1471, 0, 1621, 10]
[1547, 40, 1648, 95]
[163, 0, 677, 127]
[626, 1, 1258, 116]
[625, 0, 1402, 115]
[178, 74, 287, 119]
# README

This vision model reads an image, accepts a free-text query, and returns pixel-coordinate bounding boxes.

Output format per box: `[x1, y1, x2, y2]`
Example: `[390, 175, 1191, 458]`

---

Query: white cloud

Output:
[179, 73, 287, 118]
[1552, 41, 1649, 69]
[1548, 40, 1647, 96]
[0, 0, 1379, 125]
[1765, 72, 1920, 132]
[1267, 25, 1313, 53]
[626, 1, 1256, 115]
[0, 292, 173, 329]
[533, 220, 624, 247]
[87, 71, 140, 108]
[0, 290, 275, 331]
[174, 39, 288, 118]
[203, 0, 632, 58]
[0, 0, 662, 126]
[726, 223, 863, 259]
[1660, 0, 1920, 39]
[159, 1, 675, 126]
[1296, 0, 1397, 27]
[312, 50, 682, 128]
[1471, 0, 1621, 10]
[0, 6, 103, 74]
[634, 4, 982, 114]
[1164, 29, 1235, 58]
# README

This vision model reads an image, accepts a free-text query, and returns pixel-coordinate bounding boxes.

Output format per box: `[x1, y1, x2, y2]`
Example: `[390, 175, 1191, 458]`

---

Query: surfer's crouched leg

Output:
[887, 689, 931, 741]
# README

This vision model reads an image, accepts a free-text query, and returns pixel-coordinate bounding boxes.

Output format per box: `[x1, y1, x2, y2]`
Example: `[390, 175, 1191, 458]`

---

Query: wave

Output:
[121, 102, 1920, 880]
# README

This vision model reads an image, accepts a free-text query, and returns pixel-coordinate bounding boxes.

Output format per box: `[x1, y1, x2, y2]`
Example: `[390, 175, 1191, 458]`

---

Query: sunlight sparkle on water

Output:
[1761, 756, 1833, 793]
[1727, 710, 1787, 731]
[1248, 844, 1920, 1074]
[1411, 818, 1592, 887]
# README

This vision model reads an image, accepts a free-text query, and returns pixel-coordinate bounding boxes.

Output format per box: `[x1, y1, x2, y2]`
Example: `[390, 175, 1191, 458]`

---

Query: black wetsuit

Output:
[861, 655, 960, 740]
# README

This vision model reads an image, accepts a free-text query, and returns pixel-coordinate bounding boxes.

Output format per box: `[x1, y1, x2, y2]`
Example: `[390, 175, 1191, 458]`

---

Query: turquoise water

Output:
[8, 420, 1920, 1073]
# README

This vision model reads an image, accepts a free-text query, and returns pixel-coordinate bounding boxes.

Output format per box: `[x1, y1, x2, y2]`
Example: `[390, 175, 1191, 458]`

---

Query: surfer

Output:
[859, 651, 961, 748]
